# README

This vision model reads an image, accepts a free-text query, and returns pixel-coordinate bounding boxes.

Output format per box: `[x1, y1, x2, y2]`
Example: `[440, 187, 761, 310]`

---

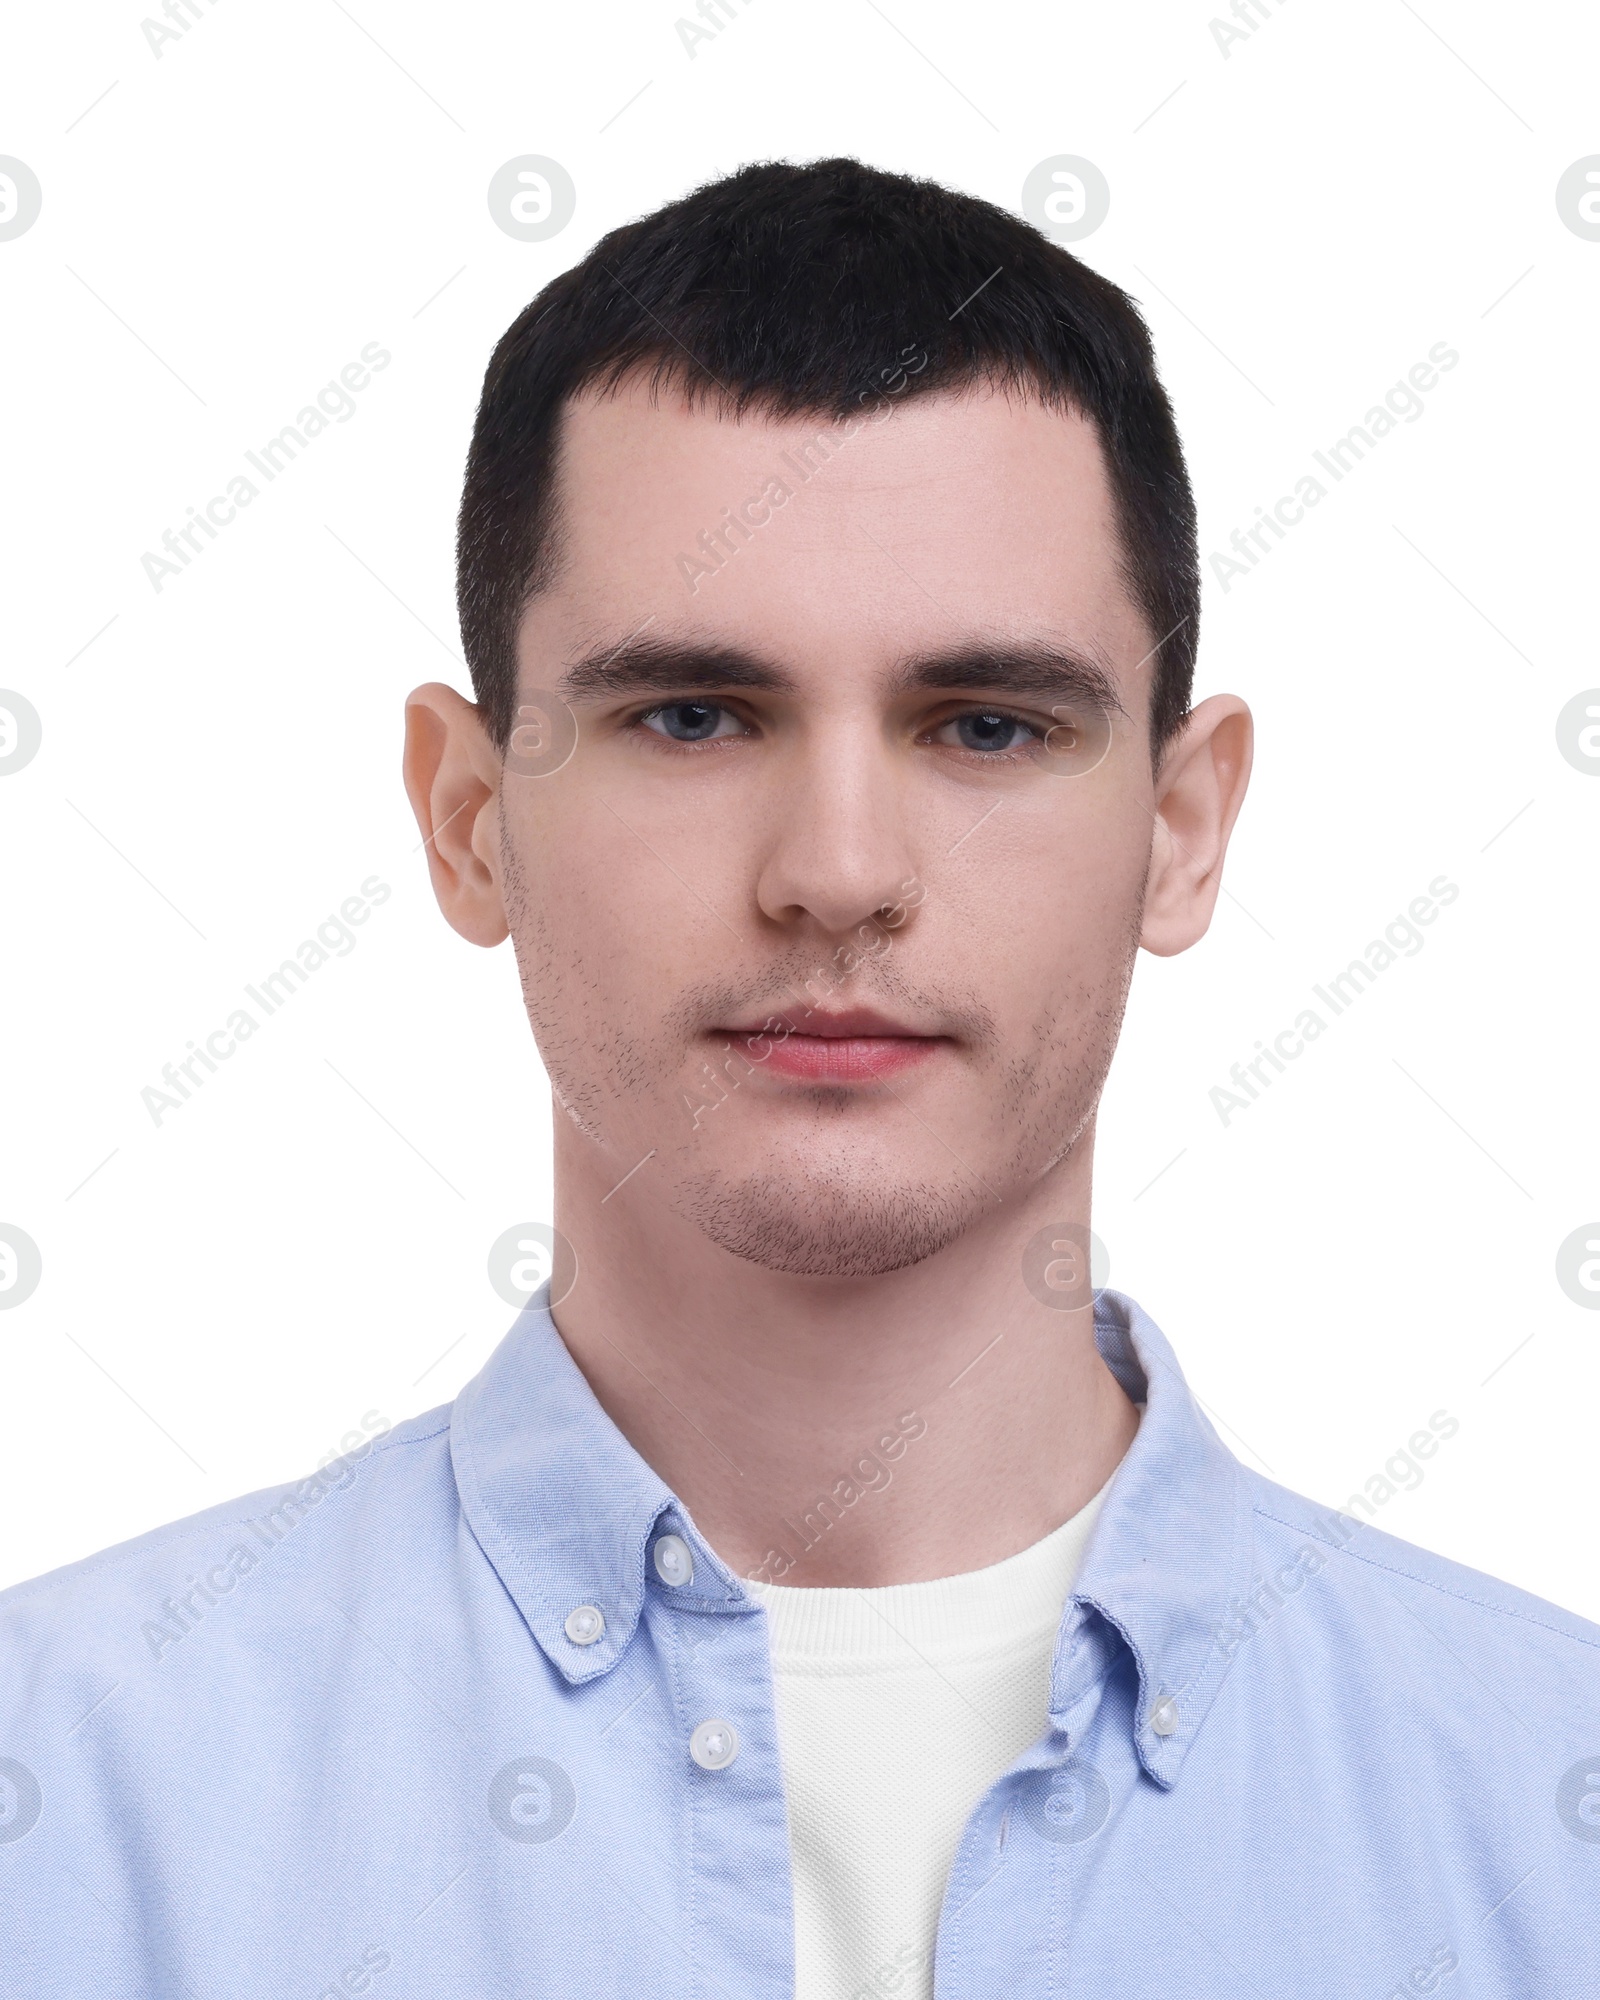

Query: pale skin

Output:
[404, 377, 1252, 1587]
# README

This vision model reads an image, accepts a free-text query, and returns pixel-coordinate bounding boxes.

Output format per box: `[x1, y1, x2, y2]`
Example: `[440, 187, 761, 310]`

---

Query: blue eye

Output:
[941, 711, 1036, 753]
[642, 702, 737, 742]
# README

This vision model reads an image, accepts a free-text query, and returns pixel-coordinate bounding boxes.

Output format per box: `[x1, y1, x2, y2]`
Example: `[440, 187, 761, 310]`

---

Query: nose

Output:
[752, 720, 919, 941]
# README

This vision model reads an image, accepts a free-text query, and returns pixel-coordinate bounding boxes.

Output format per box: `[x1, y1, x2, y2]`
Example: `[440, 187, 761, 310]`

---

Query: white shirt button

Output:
[689, 1719, 739, 1770]
[653, 1534, 694, 1587]
[564, 1604, 605, 1646]
[1149, 1695, 1179, 1736]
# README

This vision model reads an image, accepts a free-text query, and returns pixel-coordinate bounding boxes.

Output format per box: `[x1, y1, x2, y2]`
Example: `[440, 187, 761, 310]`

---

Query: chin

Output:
[678, 1164, 983, 1278]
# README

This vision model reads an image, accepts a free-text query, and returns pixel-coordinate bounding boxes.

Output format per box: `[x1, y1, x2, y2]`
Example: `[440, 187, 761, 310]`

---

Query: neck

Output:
[548, 1117, 1139, 1588]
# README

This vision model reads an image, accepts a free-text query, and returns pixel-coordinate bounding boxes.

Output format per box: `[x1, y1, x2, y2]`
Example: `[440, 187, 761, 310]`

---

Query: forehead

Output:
[524, 377, 1151, 679]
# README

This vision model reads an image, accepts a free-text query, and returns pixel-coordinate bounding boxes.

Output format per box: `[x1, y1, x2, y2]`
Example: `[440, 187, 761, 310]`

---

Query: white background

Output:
[1, 0, 1596, 1610]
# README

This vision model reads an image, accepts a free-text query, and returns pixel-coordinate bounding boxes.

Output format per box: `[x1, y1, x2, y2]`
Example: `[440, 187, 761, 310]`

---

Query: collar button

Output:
[564, 1604, 605, 1646]
[653, 1534, 695, 1587]
[1148, 1695, 1179, 1737]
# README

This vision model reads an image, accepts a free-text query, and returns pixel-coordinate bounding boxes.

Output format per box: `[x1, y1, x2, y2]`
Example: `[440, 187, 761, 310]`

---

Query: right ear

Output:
[401, 682, 509, 946]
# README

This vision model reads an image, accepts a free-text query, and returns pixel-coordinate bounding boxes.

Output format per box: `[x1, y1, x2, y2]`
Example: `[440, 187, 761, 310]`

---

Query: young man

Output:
[3, 159, 1596, 1997]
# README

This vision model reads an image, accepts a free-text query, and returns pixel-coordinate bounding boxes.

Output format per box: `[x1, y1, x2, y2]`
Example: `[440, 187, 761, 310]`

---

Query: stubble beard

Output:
[675, 974, 1131, 1278]
[503, 815, 1145, 1280]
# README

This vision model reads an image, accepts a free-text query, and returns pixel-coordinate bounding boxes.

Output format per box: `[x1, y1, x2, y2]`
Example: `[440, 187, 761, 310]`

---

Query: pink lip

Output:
[752, 1034, 941, 1082]
[715, 1009, 946, 1084]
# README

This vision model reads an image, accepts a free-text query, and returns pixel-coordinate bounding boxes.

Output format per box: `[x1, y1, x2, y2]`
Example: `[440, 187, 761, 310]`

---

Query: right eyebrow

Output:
[886, 641, 1129, 717]
[557, 632, 800, 702]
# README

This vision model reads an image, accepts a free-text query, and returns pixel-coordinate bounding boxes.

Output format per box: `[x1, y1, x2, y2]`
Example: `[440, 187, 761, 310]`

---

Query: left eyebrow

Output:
[886, 643, 1129, 716]
[556, 634, 799, 702]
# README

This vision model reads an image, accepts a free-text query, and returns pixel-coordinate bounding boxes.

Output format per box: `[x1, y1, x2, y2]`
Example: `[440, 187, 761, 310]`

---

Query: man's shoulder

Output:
[1236, 1466, 1600, 1693]
[0, 1404, 456, 1652]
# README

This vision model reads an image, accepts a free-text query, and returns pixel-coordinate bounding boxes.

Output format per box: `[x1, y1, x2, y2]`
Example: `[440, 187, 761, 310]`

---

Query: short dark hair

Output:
[457, 157, 1198, 757]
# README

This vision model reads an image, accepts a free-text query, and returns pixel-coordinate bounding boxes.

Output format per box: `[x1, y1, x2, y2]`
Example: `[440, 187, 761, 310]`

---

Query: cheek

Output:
[967, 809, 1148, 984]
[504, 798, 713, 1027]
[970, 865, 1147, 1106]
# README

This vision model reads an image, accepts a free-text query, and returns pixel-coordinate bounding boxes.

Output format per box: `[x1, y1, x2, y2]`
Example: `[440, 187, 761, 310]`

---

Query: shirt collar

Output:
[450, 1283, 1256, 1781]
[449, 1288, 748, 1686]
[1059, 1286, 1257, 1787]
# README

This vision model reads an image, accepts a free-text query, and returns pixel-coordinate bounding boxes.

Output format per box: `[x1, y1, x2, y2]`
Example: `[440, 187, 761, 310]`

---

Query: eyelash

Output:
[631, 701, 751, 748]
[926, 709, 1047, 753]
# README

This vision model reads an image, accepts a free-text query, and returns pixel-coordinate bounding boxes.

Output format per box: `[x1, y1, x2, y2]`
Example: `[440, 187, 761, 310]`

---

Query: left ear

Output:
[1140, 694, 1254, 957]
[402, 681, 511, 948]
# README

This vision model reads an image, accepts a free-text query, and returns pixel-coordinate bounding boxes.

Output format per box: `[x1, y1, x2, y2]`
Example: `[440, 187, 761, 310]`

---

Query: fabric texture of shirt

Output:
[752, 1472, 1116, 2000]
[3, 1285, 1599, 1998]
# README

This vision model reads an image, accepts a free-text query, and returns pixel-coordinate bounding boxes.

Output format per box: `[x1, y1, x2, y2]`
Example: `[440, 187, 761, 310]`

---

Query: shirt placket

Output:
[643, 1520, 796, 2000]
[930, 1603, 1133, 1997]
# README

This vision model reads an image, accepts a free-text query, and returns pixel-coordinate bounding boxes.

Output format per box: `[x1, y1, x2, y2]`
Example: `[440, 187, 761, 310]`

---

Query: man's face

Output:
[499, 380, 1167, 1278]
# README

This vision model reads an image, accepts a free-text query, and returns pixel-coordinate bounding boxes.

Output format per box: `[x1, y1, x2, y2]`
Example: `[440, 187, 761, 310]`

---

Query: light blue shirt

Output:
[3, 1287, 1598, 1996]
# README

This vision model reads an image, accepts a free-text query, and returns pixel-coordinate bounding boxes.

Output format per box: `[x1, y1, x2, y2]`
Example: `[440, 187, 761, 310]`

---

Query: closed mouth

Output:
[711, 1008, 948, 1084]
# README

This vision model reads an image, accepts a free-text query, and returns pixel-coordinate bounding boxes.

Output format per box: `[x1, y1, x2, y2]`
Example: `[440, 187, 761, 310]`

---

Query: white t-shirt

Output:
[748, 1474, 1115, 2000]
